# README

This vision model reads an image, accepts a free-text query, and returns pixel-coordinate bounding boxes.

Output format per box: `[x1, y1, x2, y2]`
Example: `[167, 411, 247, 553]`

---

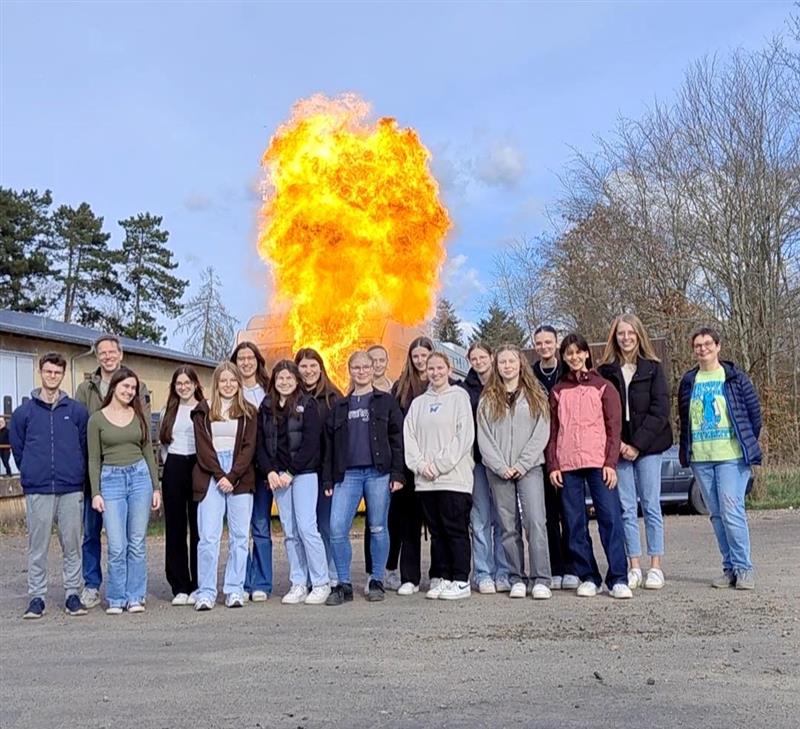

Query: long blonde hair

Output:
[479, 344, 549, 422]
[600, 313, 660, 365]
[209, 362, 255, 422]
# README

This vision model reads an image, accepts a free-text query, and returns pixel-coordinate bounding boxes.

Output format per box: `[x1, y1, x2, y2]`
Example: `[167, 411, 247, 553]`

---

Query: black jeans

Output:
[419, 490, 472, 583]
[162, 453, 198, 596]
[544, 466, 574, 576]
[0, 448, 11, 476]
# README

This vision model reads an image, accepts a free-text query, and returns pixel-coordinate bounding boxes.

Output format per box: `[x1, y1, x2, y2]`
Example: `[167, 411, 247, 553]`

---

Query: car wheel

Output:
[689, 480, 709, 515]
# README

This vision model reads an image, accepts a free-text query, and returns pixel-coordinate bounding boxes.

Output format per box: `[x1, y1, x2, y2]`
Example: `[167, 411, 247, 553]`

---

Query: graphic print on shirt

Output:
[429, 403, 442, 414]
[348, 407, 369, 423]
[690, 379, 730, 442]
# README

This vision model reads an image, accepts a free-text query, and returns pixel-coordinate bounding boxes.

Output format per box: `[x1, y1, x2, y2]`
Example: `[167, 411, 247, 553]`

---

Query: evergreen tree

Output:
[51, 203, 124, 326]
[433, 297, 465, 346]
[176, 266, 239, 360]
[0, 188, 53, 313]
[117, 213, 188, 344]
[471, 304, 528, 349]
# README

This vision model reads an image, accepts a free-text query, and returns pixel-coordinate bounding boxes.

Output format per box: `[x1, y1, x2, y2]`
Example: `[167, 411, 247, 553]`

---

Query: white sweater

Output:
[403, 385, 475, 494]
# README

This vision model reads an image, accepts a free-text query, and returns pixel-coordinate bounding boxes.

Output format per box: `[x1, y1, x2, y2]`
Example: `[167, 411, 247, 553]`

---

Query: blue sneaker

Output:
[65, 594, 88, 616]
[23, 597, 45, 619]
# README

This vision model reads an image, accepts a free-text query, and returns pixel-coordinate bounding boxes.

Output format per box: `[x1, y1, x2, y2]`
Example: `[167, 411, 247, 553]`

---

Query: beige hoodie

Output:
[403, 385, 475, 494]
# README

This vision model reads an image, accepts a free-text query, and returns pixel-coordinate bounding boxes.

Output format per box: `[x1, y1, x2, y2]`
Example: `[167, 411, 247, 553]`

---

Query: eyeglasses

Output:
[693, 341, 717, 351]
[351, 365, 374, 371]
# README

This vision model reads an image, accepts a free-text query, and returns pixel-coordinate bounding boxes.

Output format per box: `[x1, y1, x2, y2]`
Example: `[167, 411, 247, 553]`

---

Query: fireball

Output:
[257, 93, 451, 378]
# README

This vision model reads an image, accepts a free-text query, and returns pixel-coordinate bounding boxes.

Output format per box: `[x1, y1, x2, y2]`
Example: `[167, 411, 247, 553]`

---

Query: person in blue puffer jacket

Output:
[678, 327, 762, 592]
[9, 352, 90, 619]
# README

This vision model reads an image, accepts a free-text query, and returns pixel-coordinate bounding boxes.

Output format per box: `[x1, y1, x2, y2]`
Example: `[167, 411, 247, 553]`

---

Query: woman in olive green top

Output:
[88, 367, 161, 614]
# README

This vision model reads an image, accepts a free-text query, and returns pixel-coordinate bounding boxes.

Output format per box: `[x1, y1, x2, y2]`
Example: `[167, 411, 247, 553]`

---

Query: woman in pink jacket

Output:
[546, 333, 631, 599]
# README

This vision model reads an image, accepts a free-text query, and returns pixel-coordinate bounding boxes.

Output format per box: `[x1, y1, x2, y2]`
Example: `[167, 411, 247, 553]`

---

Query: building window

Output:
[0, 351, 35, 415]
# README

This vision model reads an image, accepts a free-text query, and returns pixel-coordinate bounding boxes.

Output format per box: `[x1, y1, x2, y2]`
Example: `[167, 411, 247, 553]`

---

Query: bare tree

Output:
[176, 267, 239, 360]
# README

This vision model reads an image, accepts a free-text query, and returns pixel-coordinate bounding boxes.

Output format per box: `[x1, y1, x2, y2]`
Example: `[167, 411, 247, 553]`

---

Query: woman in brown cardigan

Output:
[190, 362, 257, 611]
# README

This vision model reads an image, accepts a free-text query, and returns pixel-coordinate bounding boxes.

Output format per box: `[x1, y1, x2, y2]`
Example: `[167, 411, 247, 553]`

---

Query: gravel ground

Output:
[1, 510, 799, 729]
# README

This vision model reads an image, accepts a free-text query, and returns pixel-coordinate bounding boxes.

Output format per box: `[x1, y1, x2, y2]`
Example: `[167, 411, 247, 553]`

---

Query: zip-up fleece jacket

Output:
[457, 368, 485, 465]
[477, 394, 550, 478]
[191, 400, 257, 501]
[76, 367, 152, 424]
[323, 388, 405, 490]
[403, 385, 475, 494]
[678, 361, 762, 467]
[546, 370, 621, 473]
[9, 390, 89, 494]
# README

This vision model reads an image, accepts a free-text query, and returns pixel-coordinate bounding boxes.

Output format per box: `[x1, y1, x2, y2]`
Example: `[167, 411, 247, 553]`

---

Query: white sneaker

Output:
[225, 593, 245, 608]
[627, 568, 643, 589]
[532, 584, 552, 600]
[105, 606, 123, 615]
[426, 578, 448, 599]
[397, 582, 419, 596]
[561, 574, 580, 590]
[644, 568, 665, 590]
[171, 593, 190, 606]
[509, 582, 527, 598]
[384, 570, 402, 591]
[440, 581, 471, 600]
[81, 587, 101, 609]
[550, 576, 563, 590]
[495, 578, 512, 593]
[194, 597, 214, 611]
[610, 583, 633, 599]
[128, 602, 145, 613]
[281, 584, 309, 605]
[250, 590, 269, 602]
[477, 578, 496, 594]
[304, 585, 331, 605]
[186, 591, 198, 606]
[577, 581, 598, 597]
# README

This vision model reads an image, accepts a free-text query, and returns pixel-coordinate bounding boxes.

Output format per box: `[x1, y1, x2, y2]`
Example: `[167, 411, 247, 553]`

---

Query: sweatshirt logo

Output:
[429, 403, 442, 414]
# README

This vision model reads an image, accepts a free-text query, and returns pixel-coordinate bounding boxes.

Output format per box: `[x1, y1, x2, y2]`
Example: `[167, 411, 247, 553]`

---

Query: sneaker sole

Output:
[23, 612, 44, 619]
[66, 608, 88, 616]
[439, 593, 470, 600]
[366, 594, 386, 602]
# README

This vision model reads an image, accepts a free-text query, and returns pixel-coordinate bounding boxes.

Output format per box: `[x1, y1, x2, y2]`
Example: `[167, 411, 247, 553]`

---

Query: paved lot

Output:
[1, 510, 799, 729]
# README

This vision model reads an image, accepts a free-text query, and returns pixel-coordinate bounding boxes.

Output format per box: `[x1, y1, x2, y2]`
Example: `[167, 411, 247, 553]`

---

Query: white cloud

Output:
[474, 141, 526, 189]
[440, 253, 486, 310]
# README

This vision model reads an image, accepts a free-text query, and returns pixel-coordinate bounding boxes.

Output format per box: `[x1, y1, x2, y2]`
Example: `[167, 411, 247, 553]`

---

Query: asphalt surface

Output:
[1, 510, 799, 729]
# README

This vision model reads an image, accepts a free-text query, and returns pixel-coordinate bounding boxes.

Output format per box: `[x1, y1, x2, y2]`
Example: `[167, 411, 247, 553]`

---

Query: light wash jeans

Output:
[329, 467, 391, 585]
[470, 464, 510, 584]
[616, 453, 665, 559]
[196, 450, 254, 601]
[274, 472, 329, 588]
[691, 459, 753, 572]
[100, 459, 153, 609]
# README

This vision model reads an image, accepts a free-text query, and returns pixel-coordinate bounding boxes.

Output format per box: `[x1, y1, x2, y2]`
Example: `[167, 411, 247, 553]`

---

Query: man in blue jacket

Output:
[10, 352, 90, 619]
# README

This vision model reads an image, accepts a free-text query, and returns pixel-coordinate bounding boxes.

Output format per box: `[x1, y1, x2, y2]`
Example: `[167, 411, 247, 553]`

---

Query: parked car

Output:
[584, 445, 754, 514]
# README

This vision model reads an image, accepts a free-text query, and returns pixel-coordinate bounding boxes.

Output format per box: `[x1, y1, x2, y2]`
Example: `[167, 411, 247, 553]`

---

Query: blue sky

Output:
[1, 1, 790, 345]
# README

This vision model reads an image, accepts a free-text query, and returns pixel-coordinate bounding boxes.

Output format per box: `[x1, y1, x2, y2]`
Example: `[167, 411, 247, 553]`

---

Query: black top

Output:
[532, 360, 560, 394]
[274, 404, 292, 472]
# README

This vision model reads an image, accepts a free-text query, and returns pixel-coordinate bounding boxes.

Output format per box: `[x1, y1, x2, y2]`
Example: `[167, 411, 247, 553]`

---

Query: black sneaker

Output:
[325, 583, 353, 606]
[366, 579, 385, 602]
[65, 594, 88, 616]
[23, 597, 45, 619]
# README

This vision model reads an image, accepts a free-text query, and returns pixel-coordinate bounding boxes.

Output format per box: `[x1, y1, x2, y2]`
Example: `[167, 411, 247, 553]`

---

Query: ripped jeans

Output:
[329, 467, 391, 584]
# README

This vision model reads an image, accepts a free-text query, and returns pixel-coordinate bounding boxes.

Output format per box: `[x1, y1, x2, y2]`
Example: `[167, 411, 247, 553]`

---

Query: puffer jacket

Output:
[457, 368, 484, 464]
[678, 361, 762, 467]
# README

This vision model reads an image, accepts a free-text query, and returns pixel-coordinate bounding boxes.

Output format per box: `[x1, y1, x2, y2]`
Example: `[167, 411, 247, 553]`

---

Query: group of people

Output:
[9, 315, 762, 618]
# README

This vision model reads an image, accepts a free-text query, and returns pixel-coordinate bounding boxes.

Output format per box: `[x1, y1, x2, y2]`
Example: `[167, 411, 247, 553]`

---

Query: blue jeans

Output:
[82, 493, 104, 589]
[100, 459, 153, 608]
[274, 472, 329, 587]
[329, 467, 391, 585]
[196, 450, 254, 601]
[560, 468, 627, 589]
[691, 460, 753, 572]
[316, 487, 337, 583]
[616, 454, 665, 559]
[244, 475, 273, 595]
[470, 464, 510, 583]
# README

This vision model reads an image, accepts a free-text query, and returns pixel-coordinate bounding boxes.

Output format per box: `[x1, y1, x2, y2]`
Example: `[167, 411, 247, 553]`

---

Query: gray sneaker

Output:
[711, 571, 736, 589]
[80, 587, 101, 608]
[734, 569, 755, 590]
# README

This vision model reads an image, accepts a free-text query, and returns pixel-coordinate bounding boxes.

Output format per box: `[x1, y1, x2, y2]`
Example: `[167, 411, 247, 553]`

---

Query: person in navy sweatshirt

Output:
[10, 352, 90, 619]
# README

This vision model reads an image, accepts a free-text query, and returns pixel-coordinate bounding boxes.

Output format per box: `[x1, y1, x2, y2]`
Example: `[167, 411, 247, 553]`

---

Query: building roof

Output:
[0, 309, 218, 368]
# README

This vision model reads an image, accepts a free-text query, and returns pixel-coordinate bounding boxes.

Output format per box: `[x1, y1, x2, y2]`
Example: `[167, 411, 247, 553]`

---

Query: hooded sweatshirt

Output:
[403, 384, 475, 494]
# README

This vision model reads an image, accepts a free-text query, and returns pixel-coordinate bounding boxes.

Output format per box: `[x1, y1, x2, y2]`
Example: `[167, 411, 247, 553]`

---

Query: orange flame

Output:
[257, 93, 451, 378]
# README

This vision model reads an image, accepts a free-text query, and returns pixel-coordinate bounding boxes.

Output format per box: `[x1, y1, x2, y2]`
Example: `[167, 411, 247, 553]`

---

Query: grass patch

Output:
[747, 467, 800, 510]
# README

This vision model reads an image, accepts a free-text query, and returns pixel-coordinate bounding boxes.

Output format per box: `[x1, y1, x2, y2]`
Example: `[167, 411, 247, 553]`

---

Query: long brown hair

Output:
[159, 365, 205, 444]
[230, 341, 270, 389]
[294, 347, 342, 405]
[600, 313, 660, 365]
[394, 336, 434, 410]
[101, 366, 150, 445]
[479, 344, 549, 423]
[268, 359, 304, 421]
[209, 362, 255, 422]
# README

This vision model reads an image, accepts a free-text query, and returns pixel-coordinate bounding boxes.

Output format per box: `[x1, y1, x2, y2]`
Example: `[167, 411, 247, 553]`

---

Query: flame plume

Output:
[257, 93, 451, 378]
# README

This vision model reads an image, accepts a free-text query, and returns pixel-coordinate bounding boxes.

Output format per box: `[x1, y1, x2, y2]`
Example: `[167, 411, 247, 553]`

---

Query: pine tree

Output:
[51, 203, 124, 326]
[0, 188, 53, 313]
[433, 297, 465, 346]
[176, 266, 239, 360]
[117, 213, 188, 343]
[471, 304, 528, 349]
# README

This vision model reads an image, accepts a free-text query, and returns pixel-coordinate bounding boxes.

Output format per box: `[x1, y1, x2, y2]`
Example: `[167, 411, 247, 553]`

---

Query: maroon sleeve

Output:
[601, 381, 622, 468]
[545, 389, 561, 472]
